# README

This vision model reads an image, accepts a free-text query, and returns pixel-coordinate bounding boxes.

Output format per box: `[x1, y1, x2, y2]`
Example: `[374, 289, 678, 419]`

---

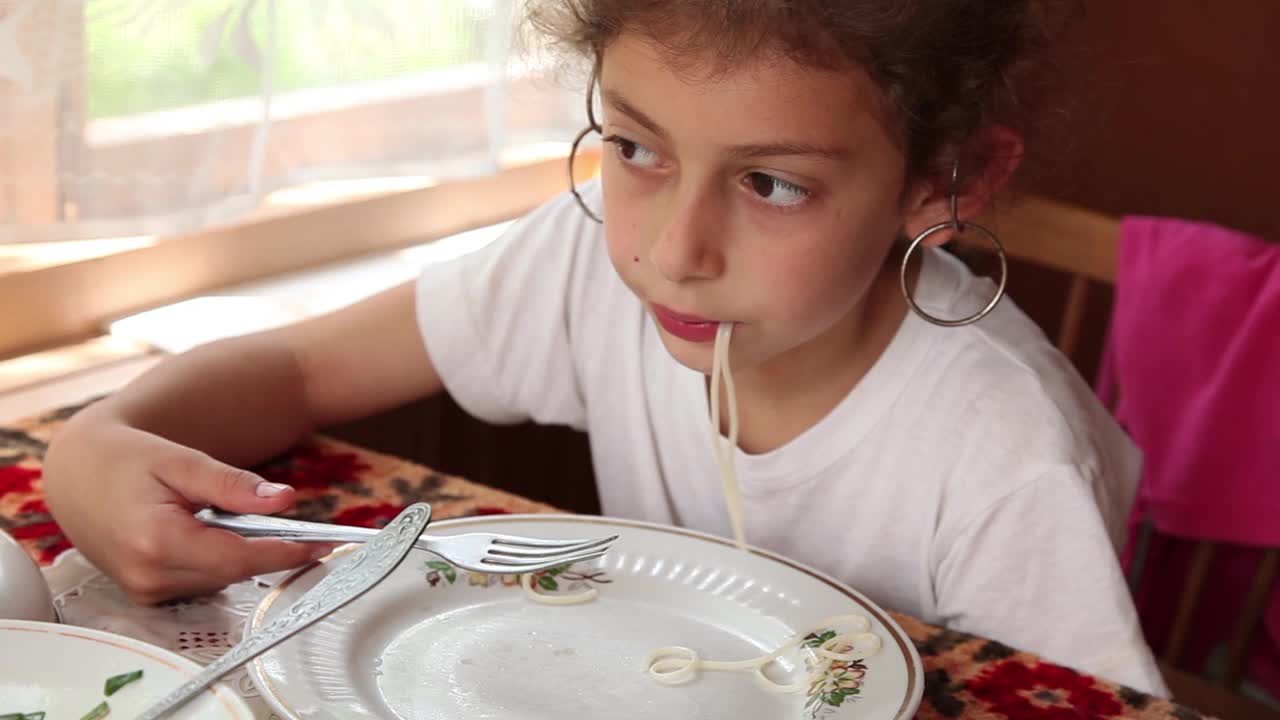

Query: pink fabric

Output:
[1098, 215, 1280, 694]
[1098, 216, 1280, 546]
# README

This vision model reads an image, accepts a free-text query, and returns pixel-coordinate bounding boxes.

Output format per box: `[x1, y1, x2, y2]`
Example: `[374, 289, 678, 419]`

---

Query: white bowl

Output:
[0, 529, 57, 623]
[0, 619, 253, 718]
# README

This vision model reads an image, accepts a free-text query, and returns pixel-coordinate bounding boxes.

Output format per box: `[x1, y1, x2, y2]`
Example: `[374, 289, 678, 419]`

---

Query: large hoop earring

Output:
[569, 67, 603, 224]
[899, 163, 1008, 327]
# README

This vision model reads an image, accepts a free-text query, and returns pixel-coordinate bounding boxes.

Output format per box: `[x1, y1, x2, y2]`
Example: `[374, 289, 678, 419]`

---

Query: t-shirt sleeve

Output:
[934, 464, 1170, 697]
[414, 189, 599, 430]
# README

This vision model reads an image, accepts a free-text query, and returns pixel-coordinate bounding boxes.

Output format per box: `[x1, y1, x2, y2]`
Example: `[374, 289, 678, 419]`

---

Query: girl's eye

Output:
[746, 172, 811, 207]
[605, 135, 660, 168]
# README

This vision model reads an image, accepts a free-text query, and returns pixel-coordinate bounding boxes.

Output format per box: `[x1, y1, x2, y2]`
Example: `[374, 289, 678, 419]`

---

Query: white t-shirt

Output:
[416, 182, 1168, 696]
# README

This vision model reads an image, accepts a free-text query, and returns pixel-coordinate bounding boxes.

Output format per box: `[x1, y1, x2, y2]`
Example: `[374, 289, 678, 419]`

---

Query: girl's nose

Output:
[651, 187, 724, 283]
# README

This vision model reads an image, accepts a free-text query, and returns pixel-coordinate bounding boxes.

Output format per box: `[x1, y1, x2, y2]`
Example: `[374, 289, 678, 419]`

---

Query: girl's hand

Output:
[42, 414, 329, 605]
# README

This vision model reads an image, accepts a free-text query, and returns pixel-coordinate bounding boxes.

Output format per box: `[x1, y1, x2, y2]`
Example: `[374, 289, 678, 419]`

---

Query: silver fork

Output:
[195, 508, 617, 574]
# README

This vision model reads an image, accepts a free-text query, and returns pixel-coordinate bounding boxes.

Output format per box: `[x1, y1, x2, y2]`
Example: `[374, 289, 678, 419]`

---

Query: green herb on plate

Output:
[104, 670, 143, 696]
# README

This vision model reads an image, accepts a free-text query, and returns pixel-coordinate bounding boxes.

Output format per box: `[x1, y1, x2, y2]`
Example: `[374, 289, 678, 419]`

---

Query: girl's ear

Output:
[902, 126, 1024, 247]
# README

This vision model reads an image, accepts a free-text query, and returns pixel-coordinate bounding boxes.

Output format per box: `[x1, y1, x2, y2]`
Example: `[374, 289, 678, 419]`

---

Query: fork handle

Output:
[196, 508, 404, 545]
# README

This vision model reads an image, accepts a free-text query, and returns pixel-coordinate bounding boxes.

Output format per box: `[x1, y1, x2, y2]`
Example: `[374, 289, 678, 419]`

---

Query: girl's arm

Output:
[42, 281, 443, 603]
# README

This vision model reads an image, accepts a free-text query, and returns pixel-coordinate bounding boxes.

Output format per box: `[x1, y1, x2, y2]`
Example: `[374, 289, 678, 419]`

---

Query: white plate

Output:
[249, 515, 923, 720]
[0, 619, 253, 719]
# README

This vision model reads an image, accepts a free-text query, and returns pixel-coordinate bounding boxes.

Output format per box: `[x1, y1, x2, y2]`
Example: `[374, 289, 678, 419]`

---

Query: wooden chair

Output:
[962, 195, 1280, 720]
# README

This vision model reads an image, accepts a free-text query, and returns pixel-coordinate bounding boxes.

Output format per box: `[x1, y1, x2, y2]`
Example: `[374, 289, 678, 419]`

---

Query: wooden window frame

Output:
[1, 148, 601, 361]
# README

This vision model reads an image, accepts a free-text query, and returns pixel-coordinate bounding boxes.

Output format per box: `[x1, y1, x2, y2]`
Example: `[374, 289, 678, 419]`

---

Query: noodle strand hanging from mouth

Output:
[710, 322, 747, 550]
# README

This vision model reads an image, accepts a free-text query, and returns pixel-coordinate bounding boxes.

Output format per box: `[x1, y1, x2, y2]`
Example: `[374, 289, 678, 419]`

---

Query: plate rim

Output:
[0, 618, 253, 719]
[249, 513, 924, 720]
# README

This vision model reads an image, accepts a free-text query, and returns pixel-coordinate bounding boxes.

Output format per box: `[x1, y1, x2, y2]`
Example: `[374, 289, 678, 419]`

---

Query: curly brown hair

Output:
[523, 0, 1082, 186]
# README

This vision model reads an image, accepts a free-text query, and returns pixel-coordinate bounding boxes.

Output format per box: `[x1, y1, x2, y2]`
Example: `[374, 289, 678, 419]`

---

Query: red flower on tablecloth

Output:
[472, 506, 512, 516]
[968, 659, 1124, 720]
[331, 502, 405, 528]
[10, 497, 73, 564]
[258, 444, 373, 491]
[0, 465, 41, 499]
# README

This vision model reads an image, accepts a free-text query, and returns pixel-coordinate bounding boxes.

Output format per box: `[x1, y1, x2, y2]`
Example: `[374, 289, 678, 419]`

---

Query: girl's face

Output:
[599, 33, 934, 378]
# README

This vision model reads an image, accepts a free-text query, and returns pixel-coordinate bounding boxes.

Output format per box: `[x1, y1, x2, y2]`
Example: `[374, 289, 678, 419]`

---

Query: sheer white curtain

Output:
[0, 0, 583, 244]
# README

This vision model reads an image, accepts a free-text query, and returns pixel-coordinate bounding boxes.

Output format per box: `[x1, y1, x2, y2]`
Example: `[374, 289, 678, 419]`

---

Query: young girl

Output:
[42, 0, 1167, 696]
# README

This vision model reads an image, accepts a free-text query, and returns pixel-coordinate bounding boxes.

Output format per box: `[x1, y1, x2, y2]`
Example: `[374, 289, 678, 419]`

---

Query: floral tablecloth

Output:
[0, 399, 1213, 719]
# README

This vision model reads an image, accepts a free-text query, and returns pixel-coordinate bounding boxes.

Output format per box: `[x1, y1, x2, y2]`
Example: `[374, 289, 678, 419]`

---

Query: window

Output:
[1, 0, 585, 244]
[0, 0, 598, 360]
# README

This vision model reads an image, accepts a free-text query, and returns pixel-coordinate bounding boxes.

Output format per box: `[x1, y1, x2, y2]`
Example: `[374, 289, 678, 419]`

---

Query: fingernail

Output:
[308, 544, 334, 561]
[255, 481, 292, 497]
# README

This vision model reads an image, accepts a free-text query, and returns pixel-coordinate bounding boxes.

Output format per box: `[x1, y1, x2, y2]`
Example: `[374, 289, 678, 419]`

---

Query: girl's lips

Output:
[651, 304, 721, 343]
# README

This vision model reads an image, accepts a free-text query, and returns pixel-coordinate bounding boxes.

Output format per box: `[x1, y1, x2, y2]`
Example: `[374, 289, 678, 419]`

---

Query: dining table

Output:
[0, 396, 1216, 720]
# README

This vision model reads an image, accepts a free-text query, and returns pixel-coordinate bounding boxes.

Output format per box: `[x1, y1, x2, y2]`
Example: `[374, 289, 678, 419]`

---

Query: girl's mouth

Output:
[651, 304, 723, 343]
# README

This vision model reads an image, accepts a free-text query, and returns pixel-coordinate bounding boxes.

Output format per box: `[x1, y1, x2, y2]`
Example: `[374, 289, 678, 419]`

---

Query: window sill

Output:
[0, 147, 600, 361]
[0, 219, 511, 421]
